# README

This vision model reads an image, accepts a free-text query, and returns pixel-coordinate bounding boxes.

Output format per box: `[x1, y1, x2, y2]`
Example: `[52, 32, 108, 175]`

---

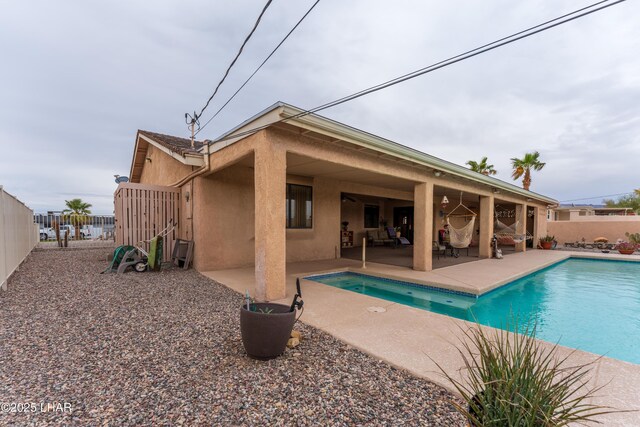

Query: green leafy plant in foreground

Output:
[625, 232, 640, 245]
[539, 235, 555, 243]
[435, 321, 618, 426]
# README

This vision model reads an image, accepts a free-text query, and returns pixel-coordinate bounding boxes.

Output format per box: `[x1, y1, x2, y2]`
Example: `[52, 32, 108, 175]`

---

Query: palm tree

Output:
[466, 157, 497, 176]
[62, 198, 92, 240]
[511, 151, 545, 191]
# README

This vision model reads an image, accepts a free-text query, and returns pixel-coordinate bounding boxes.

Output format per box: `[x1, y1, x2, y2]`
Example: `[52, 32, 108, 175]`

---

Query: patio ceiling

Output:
[286, 153, 416, 192]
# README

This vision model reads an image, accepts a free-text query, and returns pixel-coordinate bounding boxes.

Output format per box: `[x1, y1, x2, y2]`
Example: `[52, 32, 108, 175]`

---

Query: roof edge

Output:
[203, 102, 557, 206]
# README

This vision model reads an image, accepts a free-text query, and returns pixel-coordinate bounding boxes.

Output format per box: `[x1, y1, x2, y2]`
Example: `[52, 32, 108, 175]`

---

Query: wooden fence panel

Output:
[114, 183, 180, 263]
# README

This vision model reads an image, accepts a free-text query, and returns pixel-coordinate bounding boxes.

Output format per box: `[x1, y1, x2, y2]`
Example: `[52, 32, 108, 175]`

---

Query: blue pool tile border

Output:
[305, 271, 478, 299]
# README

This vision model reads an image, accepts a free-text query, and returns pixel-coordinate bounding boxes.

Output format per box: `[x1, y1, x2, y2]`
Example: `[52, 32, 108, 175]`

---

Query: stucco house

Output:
[124, 102, 556, 300]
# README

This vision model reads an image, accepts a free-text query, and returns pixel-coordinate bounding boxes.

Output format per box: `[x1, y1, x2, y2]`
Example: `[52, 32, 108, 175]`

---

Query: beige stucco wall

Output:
[191, 165, 256, 271]
[286, 176, 341, 262]
[138, 144, 194, 186]
[547, 220, 640, 244]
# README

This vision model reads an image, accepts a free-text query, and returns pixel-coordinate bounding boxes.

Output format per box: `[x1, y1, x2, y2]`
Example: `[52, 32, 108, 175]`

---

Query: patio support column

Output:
[479, 195, 494, 258]
[515, 203, 526, 253]
[413, 181, 433, 271]
[532, 207, 547, 248]
[254, 142, 286, 301]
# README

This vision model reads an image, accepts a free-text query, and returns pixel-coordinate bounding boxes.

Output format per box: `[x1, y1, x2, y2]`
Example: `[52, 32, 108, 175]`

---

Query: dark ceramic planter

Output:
[240, 303, 296, 360]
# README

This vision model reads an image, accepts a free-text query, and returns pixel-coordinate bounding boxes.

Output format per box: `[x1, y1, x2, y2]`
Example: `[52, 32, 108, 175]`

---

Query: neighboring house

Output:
[549, 204, 636, 221]
[124, 102, 557, 300]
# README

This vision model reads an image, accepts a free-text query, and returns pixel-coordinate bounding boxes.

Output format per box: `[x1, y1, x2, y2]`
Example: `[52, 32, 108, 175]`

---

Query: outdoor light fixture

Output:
[146, 157, 152, 162]
[185, 191, 190, 202]
[433, 170, 443, 177]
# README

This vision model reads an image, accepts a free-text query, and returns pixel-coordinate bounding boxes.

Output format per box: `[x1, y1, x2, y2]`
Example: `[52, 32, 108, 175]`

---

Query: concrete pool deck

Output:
[202, 250, 640, 425]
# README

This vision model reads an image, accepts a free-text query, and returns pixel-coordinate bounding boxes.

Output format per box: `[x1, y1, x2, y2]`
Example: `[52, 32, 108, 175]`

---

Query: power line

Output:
[190, 0, 274, 124]
[560, 191, 636, 203]
[195, 0, 322, 136]
[206, 0, 625, 145]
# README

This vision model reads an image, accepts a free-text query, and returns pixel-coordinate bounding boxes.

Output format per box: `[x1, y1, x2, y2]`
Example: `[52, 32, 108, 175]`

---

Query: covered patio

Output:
[341, 244, 518, 269]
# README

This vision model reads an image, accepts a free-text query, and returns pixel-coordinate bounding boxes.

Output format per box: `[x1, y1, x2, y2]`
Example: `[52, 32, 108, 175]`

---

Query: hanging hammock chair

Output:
[494, 218, 532, 244]
[446, 193, 477, 249]
[447, 217, 476, 248]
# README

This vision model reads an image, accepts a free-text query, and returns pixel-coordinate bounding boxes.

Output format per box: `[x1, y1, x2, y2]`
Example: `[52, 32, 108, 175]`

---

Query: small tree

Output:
[604, 189, 640, 214]
[62, 198, 92, 240]
[466, 157, 497, 176]
[511, 151, 545, 191]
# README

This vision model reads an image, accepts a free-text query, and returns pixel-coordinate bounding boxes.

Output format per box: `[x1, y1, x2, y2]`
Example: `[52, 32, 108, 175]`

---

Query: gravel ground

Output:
[0, 247, 465, 426]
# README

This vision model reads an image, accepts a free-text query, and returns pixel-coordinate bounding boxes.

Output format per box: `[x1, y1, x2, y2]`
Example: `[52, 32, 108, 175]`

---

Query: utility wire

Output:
[206, 0, 625, 145]
[560, 191, 636, 203]
[196, 0, 322, 136]
[192, 0, 273, 122]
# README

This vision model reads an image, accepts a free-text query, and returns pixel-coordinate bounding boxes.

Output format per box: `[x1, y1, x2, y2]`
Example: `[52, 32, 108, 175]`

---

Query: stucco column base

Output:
[413, 182, 433, 271]
[254, 142, 286, 301]
[479, 195, 494, 258]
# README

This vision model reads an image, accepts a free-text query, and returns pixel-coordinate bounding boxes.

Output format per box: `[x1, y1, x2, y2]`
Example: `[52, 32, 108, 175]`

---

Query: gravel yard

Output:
[1, 246, 464, 426]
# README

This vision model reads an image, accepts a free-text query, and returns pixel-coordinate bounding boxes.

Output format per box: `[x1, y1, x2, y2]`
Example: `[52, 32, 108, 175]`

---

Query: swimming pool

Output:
[308, 259, 640, 364]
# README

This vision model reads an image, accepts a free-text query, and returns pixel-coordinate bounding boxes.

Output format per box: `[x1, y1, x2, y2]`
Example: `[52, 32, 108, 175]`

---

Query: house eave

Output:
[277, 105, 557, 205]
[138, 134, 205, 167]
[202, 102, 557, 206]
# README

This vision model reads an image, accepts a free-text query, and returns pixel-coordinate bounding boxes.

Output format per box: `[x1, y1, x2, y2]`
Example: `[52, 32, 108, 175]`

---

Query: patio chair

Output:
[386, 227, 410, 246]
[367, 230, 394, 247]
[433, 241, 447, 259]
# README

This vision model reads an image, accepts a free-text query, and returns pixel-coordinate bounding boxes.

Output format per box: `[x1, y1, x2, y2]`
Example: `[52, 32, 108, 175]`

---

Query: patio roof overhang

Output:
[205, 102, 558, 207]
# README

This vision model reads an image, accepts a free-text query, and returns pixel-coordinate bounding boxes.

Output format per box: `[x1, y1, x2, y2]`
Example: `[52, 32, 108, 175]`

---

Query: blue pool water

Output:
[308, 259, 640, 364]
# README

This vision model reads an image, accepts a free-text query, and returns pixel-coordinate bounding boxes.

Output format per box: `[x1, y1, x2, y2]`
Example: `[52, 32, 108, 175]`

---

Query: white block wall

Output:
[0, 186, 38, 290]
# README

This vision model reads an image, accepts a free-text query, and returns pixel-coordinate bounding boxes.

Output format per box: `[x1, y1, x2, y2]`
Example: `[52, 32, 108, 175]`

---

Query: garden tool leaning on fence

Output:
[102, 220, 176, 274]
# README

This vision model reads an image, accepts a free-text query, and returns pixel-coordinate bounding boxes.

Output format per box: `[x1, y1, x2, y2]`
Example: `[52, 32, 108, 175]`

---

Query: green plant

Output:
[435, 321, 615, 426]
[62, 198, 92, 240]
[625, 232, 640, 245]
[467, 157, 497, 176]
[604, 189, 640, 214]
[243, 293, 275, 314]
[539, 235, 555, 242]
[511, 151, 545, 191]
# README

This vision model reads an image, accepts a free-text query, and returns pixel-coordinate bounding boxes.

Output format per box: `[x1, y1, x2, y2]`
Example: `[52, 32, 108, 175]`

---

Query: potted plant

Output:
[616, 241, 637, 255]
[539, 235, 555, 250]
[341, 221, 349, 231]
[240, 280, 304, 359]
[394, 226, 402, 238]
[626, 232, 640, 245]
[434, 321, 615, 426]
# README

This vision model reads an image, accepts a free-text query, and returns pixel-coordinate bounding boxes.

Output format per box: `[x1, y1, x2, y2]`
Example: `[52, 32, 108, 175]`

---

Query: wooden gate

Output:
[114, 183, 180, 262]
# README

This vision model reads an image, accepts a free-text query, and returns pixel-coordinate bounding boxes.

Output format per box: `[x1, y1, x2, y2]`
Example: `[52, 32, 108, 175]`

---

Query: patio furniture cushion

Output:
[367, 230, 394, 246]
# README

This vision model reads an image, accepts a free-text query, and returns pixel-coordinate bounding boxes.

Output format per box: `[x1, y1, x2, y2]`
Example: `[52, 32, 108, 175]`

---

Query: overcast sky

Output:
[1, 0, 638, 214]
